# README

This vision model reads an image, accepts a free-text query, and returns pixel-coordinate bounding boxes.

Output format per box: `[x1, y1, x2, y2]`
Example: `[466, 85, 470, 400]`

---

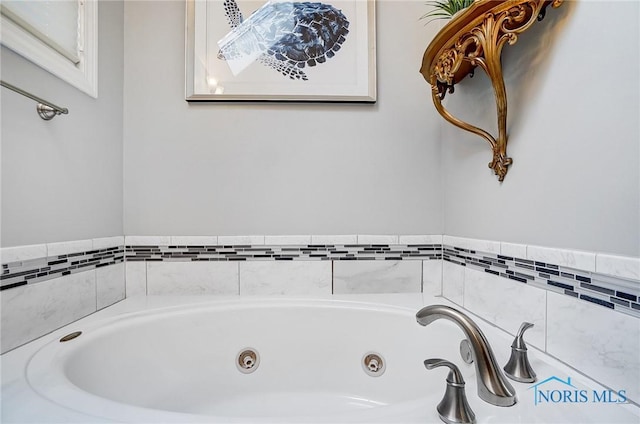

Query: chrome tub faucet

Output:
[416, 304, 517, 407]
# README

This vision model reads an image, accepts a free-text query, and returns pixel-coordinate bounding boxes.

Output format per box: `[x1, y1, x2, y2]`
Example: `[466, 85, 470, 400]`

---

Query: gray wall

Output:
[3, 0, 637, 258]
[441, 1, 639, 257]
[1, 1, 124, 248]
[123, 1, 444, 237]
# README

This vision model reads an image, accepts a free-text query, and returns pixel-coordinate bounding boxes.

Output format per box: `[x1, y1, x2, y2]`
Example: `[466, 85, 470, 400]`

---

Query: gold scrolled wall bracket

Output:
[421, 0, 563, 181]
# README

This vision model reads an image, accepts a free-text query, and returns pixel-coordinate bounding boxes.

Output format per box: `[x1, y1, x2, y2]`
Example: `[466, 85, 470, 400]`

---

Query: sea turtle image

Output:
[218, 0, 350, 80]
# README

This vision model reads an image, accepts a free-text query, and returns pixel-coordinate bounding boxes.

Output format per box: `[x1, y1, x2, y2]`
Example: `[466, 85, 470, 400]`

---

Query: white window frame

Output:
[0, 0, 98, 98]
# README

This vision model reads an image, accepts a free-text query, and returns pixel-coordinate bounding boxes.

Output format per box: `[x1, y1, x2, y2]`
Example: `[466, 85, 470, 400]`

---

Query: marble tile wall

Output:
[442, 260, 464, 305]
[1, 271, 96, 353]
[96, 263, 126, 310]
[442, 236, 640, 318]
[0, 232, 443, 354]
[146, 262, 239, 295]
[333, 260, 422, 294]
[1, 236, 126, 353]
[547, 292, 640, 405]
[240, 261, 332, 295]
[125, 261, 147, 296]
[2, 232, 639, 404]
[1, 237, 124, 291]
[121, 235, 443, 298]
[440, 235, 640, 404]
[462, 267, 547, 350]
[422, 260, 442, 297]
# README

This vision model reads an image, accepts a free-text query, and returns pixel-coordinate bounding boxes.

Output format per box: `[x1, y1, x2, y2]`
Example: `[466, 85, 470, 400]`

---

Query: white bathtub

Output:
[2, 294, 639, 423]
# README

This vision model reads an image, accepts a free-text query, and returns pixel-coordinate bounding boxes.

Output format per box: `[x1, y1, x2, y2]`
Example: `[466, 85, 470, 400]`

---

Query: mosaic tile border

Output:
[2, 239, 638, 320]
[0, 243, 441, 292]
[1, 247, 124, 291]
[126, 244, 443, 262]
[443, 245, 640, 319]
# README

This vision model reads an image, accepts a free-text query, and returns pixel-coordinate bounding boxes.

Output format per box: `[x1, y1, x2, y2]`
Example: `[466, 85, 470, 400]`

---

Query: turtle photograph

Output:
[185, 0, 376, 101]
[217, 0, 351, 81]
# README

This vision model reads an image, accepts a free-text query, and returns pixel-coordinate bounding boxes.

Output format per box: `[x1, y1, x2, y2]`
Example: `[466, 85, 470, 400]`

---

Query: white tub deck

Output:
[2, 293, 639, 423]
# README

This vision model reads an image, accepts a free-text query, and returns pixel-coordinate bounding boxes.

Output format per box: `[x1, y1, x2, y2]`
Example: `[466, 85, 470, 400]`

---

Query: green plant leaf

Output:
[420, 0, 474, 23]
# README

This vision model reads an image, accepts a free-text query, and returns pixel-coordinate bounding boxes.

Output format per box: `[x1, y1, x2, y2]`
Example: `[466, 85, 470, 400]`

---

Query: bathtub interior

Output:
[27, 300, 463, 419]
[17, 296, 640, 424]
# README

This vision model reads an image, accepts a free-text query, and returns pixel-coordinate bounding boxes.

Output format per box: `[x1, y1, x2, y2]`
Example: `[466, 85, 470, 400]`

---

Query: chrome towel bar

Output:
[1, 80, 68, 120]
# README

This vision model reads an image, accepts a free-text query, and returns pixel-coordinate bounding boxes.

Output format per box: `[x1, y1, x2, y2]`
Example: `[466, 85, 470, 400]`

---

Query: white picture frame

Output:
[185, 0, 376, 102]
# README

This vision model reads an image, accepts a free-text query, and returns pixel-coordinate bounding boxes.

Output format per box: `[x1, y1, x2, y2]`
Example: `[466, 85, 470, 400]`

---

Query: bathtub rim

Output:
[3, 293, 640, 423]
[4, 294, 435, 423]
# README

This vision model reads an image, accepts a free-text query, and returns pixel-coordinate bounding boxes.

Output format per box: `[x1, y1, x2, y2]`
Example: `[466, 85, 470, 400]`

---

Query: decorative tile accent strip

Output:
[3, 237, 637, 320]
[125, 244, 443, 262]
[443, 245, 640, 319]
[1, 247, 124, 291]
[1, 243, 441, 293]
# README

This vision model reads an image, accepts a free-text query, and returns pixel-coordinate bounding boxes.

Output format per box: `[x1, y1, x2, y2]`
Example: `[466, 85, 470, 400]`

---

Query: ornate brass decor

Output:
[421, 0, 563, 181]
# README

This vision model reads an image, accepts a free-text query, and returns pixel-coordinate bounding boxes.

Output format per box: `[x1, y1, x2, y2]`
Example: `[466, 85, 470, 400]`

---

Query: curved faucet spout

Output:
[416, 304, 517, 407]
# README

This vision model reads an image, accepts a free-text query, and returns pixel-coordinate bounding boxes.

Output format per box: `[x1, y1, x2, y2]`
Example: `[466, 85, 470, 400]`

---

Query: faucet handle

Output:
[424, 358, 465, 384]
[512, 322, 534, 349]
[424, 358, 476, 424]
[503, 322, 537, 383]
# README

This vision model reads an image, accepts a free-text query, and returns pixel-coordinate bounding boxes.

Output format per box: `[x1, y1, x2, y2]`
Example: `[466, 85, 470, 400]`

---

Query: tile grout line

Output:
[545, 290, 549, 354]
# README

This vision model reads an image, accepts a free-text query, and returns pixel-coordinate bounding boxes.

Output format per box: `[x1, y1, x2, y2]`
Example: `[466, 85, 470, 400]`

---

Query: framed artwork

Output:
[185, 0, 376, 102]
